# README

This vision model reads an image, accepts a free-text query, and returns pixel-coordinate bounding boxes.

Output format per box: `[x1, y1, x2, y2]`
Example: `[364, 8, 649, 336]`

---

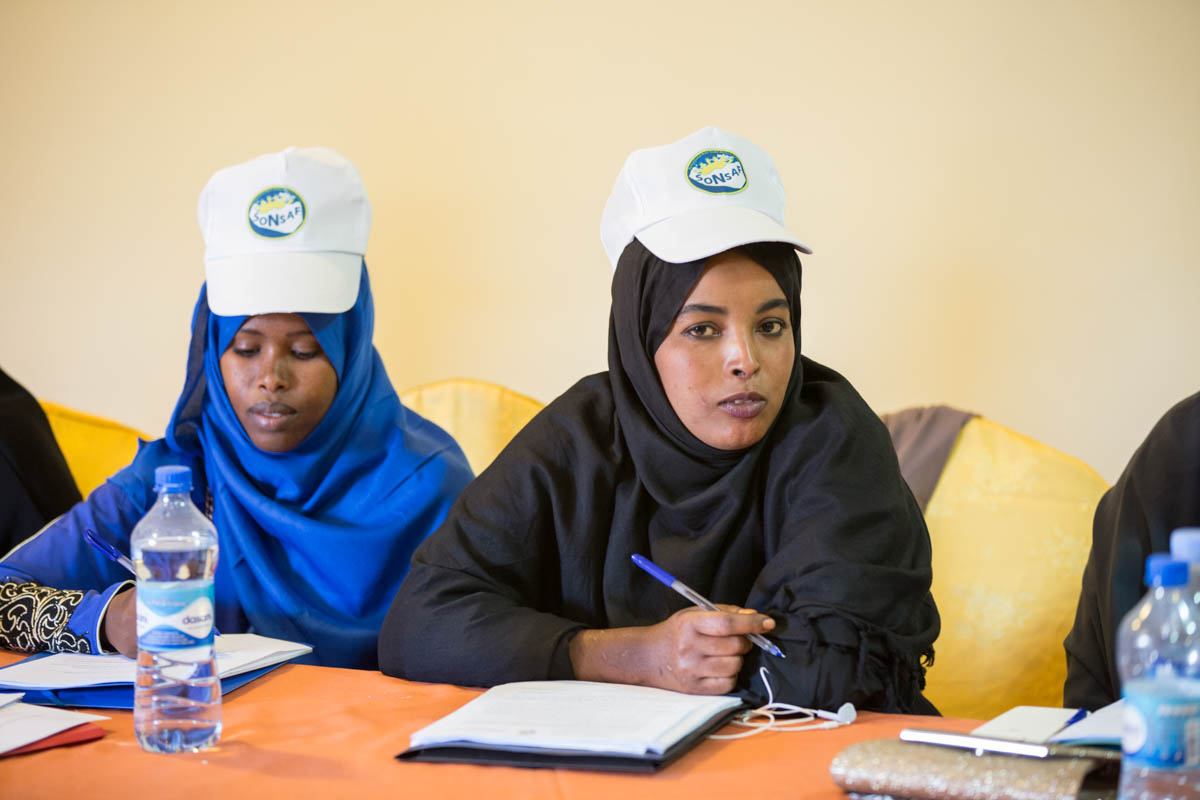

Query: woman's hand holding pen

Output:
[102, 587, 138, 658]
[569, 605, 776, 695]
[648, 605, 776, 694]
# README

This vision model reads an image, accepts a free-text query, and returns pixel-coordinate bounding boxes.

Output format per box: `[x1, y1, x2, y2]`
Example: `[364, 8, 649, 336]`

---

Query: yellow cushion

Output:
[922, 417, 1108, 719]
[39, 400, 148, 499]
[398, 378, 543, 475]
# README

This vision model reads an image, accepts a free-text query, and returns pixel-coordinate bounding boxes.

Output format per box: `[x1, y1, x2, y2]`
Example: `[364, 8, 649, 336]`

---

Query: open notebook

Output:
[397, 680, 744, 772]
[1048, 700, 1122, 748]
[970, 701, 1122, 748]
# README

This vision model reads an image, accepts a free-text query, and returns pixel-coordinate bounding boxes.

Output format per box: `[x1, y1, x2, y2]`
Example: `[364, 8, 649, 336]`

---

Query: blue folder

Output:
[0, 652, 288, 710]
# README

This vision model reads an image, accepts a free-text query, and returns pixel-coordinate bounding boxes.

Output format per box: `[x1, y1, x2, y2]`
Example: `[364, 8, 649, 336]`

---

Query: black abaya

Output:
[380, 242, 939, 712]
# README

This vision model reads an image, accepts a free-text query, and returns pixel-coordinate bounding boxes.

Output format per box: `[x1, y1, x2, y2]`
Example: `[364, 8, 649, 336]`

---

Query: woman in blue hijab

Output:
[0, 147, 473, 669]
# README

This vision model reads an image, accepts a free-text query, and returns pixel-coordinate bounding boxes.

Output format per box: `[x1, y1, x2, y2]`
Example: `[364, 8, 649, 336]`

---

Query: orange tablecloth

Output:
[0, 650, 979, 799]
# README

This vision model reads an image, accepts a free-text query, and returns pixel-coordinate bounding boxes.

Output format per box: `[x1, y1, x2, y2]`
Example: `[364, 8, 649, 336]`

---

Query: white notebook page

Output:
[410, 680, 742, 756]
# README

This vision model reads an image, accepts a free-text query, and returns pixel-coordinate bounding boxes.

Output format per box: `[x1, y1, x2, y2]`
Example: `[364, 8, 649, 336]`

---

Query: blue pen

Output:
[84, 528, 135, 576]
[84, 528, 221, 635]
[631, 553, 785, 659]
[1064, 708, 1088, 727]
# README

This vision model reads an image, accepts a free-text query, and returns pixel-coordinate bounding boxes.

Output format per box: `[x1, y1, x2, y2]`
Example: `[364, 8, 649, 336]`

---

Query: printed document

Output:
[0, 702, 107, 754]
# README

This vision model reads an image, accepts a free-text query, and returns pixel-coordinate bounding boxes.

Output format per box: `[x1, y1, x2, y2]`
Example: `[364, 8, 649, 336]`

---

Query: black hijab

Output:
[606, 240, 937, 706]
[382, 240, 939, 712]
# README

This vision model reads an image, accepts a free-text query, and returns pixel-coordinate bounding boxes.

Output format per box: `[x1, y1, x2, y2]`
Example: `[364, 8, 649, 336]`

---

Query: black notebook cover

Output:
[396, 706, 741, 773]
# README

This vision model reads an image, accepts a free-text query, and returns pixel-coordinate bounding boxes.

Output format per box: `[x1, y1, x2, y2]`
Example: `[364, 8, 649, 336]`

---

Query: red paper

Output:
[2, 722, 106, 757]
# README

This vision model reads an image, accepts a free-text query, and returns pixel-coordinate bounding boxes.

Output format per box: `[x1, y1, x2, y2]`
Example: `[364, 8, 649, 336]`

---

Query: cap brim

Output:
[205, 251, 361, 315]
[635, 206, 812, 264]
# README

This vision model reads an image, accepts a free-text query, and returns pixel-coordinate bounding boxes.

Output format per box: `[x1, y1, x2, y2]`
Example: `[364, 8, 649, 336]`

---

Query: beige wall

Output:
[1, 0, 1197, 483]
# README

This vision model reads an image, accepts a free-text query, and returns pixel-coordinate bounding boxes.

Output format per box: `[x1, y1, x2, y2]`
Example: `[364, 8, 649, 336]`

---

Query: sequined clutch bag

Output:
[829, 738, 1117, 800]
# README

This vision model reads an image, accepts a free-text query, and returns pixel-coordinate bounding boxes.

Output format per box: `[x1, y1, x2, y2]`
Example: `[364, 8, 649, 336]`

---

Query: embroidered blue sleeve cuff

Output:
[76, 580, 135, 655]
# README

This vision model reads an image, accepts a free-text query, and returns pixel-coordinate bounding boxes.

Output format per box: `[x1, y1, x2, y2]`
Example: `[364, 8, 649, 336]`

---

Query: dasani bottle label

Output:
[1123, 678, 1200, 770]
[136, 582, 215, 650]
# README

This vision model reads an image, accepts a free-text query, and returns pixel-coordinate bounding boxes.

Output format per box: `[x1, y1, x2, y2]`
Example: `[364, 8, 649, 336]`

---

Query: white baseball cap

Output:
[198, 146, 372, 315]
[600, 127, 811, 269]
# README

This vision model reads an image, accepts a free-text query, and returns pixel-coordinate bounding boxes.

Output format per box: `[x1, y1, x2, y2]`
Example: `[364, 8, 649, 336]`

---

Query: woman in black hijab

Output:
[1064, 391, 1200, 710]
[380, 128, 939, 713]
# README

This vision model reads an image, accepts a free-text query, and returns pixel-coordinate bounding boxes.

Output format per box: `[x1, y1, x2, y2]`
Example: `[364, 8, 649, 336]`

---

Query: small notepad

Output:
[1048, 700, 1122, 747]
[970, 701, 1123, 749]
[971, 705, 1082, 743]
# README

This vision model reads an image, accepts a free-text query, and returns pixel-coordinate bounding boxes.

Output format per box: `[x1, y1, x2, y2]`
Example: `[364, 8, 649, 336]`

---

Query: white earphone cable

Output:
[708, 666, 856, 740]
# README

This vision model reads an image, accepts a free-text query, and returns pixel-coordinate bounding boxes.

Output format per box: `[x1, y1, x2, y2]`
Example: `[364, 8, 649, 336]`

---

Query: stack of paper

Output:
[0, 693, 108, 757]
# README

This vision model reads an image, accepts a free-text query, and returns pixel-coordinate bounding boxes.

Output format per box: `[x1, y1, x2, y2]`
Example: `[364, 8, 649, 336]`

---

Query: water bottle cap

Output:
[154, 465, 192, 493]
[1145, 553, 1188, 587]
[1170, 528, 1200, 564]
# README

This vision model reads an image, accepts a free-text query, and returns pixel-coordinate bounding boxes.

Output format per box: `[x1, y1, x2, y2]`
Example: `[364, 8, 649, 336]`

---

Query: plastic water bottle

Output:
[1117, 552, 1200, 799]
[132, 465, 221, 753]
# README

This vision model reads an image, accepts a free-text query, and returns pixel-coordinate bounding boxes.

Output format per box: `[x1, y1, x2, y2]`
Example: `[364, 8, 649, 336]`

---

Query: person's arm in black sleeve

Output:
[1064, 392, 1200, 710]
[0, 367, 82, 555]
[378, 415, 772, 692]
[0, 455, 51, 556]
[1062, 481, 1152, 710]
[739, 538, 939, 714]
[379, 451, 587, 685]
[737, 382, 940, 714]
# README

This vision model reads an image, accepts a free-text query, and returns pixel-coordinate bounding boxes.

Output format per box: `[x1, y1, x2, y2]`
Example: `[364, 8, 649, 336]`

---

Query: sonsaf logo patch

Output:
[686, 150, 748, 194]
[248, 186, 306, 238]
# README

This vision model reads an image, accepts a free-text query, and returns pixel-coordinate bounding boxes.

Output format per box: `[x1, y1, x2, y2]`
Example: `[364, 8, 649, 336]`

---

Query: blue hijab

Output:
[146, 262, 472, 669]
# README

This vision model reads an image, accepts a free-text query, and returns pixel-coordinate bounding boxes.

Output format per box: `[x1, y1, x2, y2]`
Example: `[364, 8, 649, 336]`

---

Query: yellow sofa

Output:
[38, 400, 148, 498]
[39, 387, 1103, 720]
[920, 417, 1108, 719]
[398, 378, 543, 475]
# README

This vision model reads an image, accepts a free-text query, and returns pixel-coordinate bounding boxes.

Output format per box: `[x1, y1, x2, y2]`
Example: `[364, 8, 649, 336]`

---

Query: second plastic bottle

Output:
[1117, 552, 1200, 799]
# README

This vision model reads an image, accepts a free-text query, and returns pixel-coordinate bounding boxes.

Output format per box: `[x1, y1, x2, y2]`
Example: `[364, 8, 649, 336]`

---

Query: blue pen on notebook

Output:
[1064, 708, 1088, 726]
[84, 528, 135, 576]
[631, 553, 785, 659]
